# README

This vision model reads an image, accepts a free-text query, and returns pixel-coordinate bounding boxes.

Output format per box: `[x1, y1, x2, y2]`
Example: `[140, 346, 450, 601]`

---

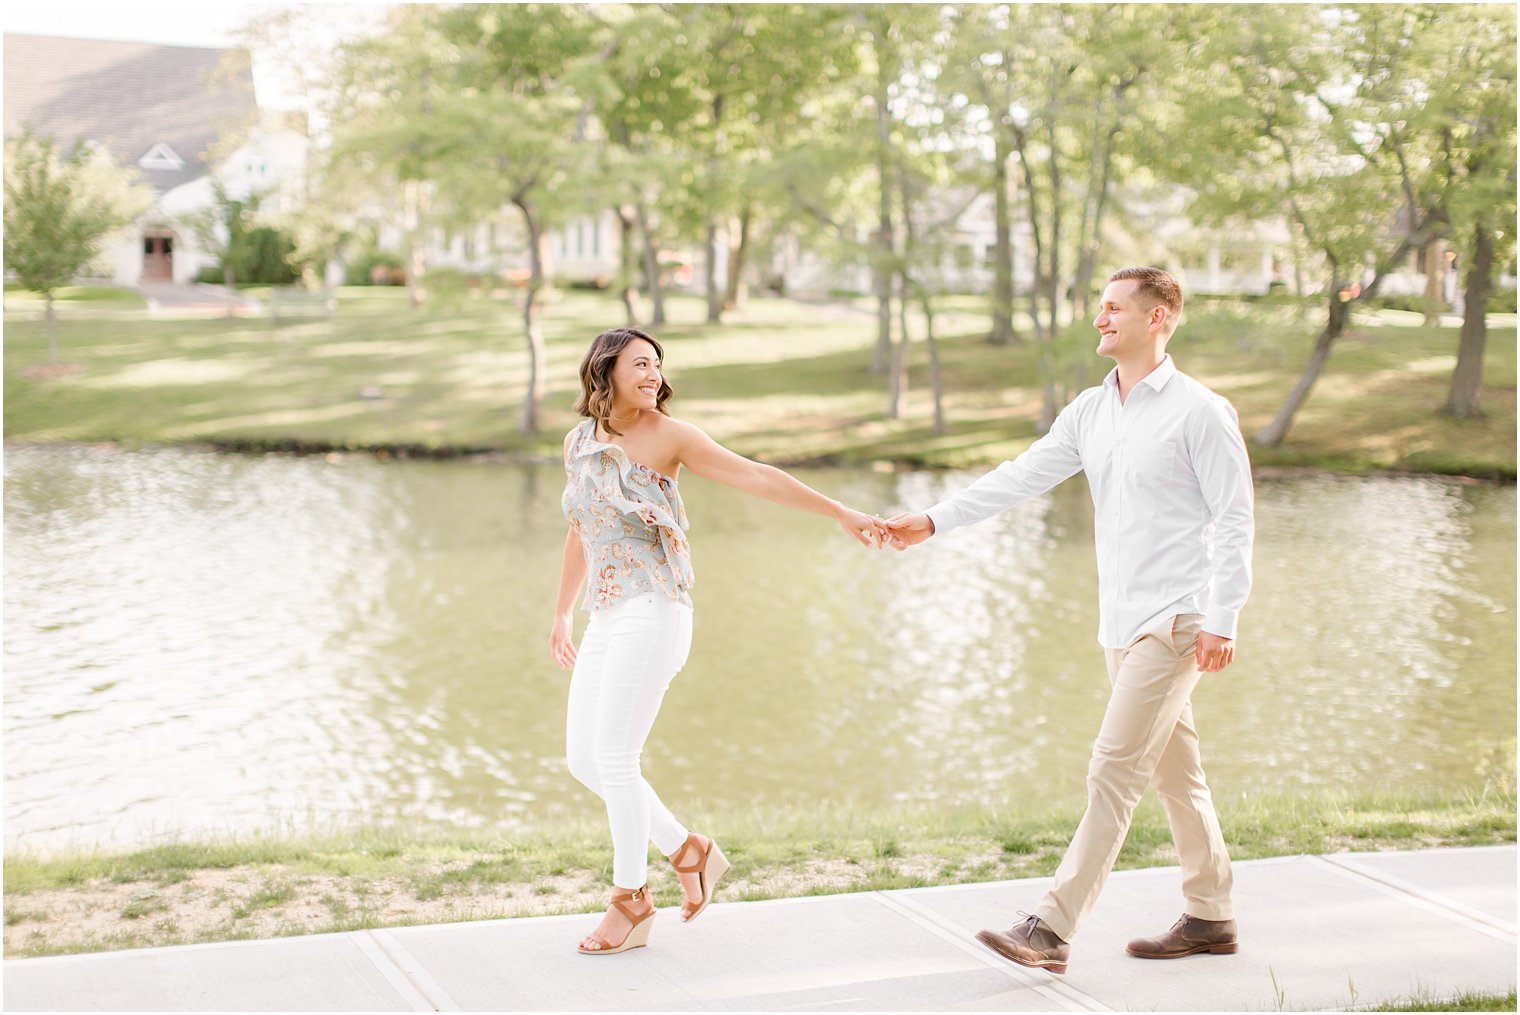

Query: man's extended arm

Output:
[887, 396, 1086, 547]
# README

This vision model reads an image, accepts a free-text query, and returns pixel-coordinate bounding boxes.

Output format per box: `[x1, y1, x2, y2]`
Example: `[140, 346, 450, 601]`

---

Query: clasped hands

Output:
[833, 506, 933, 551]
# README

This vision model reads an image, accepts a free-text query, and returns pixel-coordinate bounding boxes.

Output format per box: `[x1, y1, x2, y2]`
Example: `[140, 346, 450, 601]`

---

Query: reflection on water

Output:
[4, 446, 1515, 851]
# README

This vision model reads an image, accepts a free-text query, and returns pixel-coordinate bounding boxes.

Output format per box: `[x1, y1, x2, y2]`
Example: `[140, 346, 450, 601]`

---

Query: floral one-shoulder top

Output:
[561, 418, 694, 612]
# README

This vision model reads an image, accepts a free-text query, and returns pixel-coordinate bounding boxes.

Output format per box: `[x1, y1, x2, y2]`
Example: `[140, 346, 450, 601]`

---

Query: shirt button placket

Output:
[1109, 391, 1125, 644]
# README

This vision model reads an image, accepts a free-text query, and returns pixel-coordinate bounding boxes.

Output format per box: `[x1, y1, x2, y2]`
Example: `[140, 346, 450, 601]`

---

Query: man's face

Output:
[1093, 280, 1159, 358]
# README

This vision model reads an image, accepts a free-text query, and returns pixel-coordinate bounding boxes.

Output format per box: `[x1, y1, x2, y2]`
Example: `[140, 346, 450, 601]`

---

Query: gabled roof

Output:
[2, 33, 257, 194]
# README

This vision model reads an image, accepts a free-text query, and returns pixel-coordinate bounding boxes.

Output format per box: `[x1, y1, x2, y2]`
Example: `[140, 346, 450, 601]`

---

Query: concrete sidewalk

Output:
[5, 846, 1515, 1012]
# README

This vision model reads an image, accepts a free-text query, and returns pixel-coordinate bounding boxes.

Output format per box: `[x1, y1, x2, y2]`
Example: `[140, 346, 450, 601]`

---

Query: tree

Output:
[3, 132, 152, 362]
[589, 4, 704, 327]
[323, 6, 466, 311]
[1167, 5, 1457, 446]
[1434, 6, 1517, 418]
[941, 4, 1180, 429]
[941, 4, 1023, 346]
[436, 3, 607, 434]
[183, 179, 264, 316]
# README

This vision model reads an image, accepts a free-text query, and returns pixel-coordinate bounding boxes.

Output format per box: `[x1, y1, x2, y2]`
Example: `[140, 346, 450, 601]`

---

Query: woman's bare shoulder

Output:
[647, 412, 701, 438]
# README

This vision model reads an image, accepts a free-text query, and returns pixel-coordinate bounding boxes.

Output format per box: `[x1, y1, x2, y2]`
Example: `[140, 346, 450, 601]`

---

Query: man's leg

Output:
[1151, 698, 1234, 921]
[1030, 617, 1206, 942]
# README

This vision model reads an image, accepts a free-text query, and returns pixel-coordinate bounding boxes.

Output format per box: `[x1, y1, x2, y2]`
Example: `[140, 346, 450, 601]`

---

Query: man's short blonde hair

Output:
[1108, 266, 1183, 332]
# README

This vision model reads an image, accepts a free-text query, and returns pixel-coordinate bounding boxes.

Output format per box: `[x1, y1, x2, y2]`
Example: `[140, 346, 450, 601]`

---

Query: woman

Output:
[553, 326, 884, 955]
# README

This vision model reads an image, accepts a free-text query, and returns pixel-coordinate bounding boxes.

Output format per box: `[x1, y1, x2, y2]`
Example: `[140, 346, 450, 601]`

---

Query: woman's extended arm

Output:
[674, 421, 884, 547]
[550, 526, 588, 670]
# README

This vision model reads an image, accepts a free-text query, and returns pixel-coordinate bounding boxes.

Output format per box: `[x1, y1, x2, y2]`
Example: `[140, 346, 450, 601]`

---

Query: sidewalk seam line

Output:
[1310, 855, 1517, 943]
[871, 891, 1111, 1012]
[360, 929, 464, 1012]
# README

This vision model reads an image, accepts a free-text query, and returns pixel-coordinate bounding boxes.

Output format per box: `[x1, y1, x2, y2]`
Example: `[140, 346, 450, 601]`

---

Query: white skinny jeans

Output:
[565, 592, 694, 889]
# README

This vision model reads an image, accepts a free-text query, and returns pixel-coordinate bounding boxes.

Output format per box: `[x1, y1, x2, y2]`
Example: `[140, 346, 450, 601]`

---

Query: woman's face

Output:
[610, 338, 663, 411]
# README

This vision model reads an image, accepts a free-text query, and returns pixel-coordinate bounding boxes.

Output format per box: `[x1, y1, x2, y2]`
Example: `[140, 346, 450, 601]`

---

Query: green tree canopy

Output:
[3, 131, 153, 362]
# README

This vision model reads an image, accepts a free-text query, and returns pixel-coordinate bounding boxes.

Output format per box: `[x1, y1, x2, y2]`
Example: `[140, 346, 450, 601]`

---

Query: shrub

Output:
[346, 249, 406, 286]
[1363, 293, 1434, 314]
[1485, 285, 1517, 314]
[558, 275, 610, 291]
[228, 226, 299, 285]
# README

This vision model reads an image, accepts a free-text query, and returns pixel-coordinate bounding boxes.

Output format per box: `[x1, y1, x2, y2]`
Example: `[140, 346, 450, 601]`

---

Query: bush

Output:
[193, 266, 224, 285]
[1363, 293, 1435, 314]
[226, 225, 299, 285]
[345, 249, 406, 286]
[1485, 285, 1517, 314]
[558, 275, 610, 290]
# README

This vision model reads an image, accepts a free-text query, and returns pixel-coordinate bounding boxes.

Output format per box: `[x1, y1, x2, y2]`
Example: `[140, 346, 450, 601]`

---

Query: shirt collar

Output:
[1103, 355, 1178, 396]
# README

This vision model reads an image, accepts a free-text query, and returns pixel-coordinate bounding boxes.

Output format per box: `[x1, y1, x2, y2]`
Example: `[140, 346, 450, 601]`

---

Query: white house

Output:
[3, 33, 309, 287]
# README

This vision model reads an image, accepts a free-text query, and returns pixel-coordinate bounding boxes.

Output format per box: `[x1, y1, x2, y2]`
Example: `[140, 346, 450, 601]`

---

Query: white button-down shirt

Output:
[925, 356, 1254, 649]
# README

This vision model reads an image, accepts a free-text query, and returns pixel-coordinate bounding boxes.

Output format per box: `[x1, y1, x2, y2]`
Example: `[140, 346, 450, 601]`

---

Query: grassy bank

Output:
[4, 288, 1515, 478]
[4, 789, 1512, 959]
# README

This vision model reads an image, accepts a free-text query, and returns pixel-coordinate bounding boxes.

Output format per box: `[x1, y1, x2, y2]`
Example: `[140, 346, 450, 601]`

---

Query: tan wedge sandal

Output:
[577, 885, 655, 955]
[669, 833, 730, 923]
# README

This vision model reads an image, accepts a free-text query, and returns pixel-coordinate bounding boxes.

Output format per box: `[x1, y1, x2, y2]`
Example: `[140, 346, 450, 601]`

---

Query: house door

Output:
[142, 232, 174, 281]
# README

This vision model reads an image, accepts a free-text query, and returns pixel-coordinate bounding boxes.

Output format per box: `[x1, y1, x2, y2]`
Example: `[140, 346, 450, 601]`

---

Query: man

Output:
[884, 267, 1254, 974]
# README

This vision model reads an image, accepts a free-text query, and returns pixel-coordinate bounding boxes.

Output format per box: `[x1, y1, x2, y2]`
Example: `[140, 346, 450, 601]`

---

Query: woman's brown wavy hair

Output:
[574, 327, 673, 437]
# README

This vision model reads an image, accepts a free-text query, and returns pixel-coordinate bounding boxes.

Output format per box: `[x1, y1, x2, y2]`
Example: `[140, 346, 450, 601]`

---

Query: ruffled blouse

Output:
[561, 418, 694, 612]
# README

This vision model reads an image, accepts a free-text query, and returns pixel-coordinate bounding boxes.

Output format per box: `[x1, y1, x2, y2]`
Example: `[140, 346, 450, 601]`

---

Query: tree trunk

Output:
[1443, 218, 1491, 419]
[634, 200, 665, 327]
[703, 221, 723, 323]
[1073, 103, 1103, 324]
[1045, 119, 1067, 418]
[615, 205, 641, 327]
[404, 179, 425, 312]
[723, 207, 750, 313]
[45, 295, 58, 365]
[515, 196, 547, 435]
[870, 43, 896, 375]
[1012, 126, 1058, 433]
[1075, 124, 1120, 323]
[887, 273, 910, 420]
[922, 287, 945, 435]
[1255, 288, 1349, 446]
[988, 131, 1017, 345]
[1422, 239, 1446, 326]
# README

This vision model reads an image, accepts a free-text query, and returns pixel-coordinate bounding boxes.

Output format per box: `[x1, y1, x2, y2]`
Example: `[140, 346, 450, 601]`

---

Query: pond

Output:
[4, 445, 1514, 852]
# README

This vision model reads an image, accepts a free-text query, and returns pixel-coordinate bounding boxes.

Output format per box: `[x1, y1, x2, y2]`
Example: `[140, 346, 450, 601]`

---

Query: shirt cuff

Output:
[923, 503, 958, 537]
[1202, 608, 1239, 641]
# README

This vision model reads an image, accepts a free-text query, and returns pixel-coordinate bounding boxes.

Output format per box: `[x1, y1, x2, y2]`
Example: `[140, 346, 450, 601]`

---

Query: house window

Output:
[138, 143, 185, 171]
[591, 221, 601, 257]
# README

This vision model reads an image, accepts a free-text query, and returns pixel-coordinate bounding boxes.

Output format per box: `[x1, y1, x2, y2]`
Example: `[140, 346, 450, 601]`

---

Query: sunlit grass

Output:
[1364, 989, 1518, 1012]
[3, 290, 1514, 477]
[4, 283, 147, 308]
[2, 789, 1512, 958]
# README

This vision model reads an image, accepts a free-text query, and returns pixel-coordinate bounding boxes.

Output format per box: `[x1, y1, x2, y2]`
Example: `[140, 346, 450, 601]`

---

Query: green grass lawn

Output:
[3, 789, 1512, 958]
[3, 283, 147, 308]
[3, 287, 1515, 477]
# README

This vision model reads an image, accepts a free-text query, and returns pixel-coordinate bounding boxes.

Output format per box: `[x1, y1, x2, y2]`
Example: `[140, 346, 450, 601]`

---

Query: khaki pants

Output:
[1032, 613, 1234, 942]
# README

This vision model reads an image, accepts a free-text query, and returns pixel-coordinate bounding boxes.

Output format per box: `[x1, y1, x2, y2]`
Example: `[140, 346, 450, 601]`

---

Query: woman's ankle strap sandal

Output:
[577, 885, 655, 955]
[670, 834, 732, 923]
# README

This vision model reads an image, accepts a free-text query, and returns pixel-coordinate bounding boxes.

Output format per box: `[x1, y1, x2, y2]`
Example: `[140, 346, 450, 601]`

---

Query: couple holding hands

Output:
[551, 267, 1254, 974]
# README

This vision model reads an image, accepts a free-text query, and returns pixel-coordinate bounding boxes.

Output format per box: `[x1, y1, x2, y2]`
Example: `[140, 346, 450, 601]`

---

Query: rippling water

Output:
[4, 445, 1515, 852]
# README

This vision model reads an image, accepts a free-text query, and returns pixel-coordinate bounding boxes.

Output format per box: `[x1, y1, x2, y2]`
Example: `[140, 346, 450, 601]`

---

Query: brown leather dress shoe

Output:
[976, 915, 1070, 975]
[1126, 914, 1238, 959]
